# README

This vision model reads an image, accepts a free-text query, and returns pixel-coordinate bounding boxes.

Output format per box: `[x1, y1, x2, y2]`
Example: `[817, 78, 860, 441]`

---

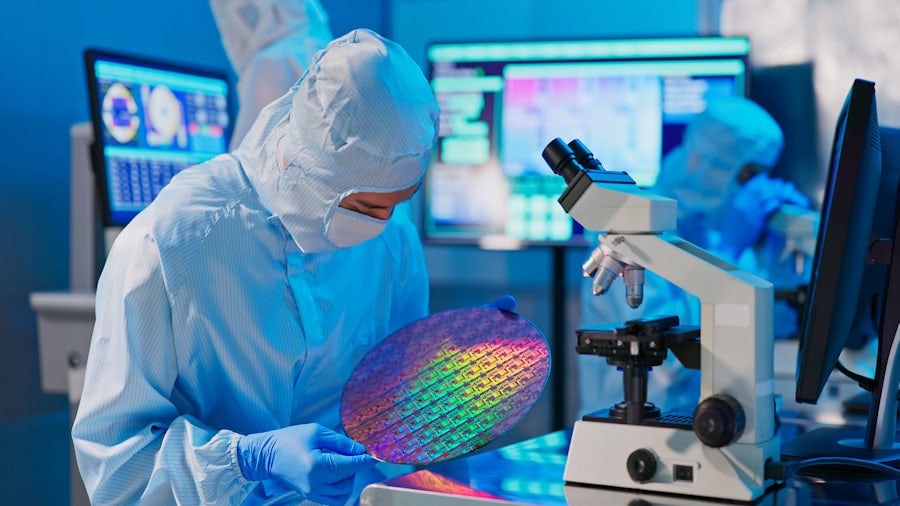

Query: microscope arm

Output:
[597, 232, 776, 446]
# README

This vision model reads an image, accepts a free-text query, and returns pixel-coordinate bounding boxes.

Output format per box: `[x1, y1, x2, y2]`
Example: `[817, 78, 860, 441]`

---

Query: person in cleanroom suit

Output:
[73, 29, 441, 506]
[210, 0, 333, 148]
[577, 97, 810, 419]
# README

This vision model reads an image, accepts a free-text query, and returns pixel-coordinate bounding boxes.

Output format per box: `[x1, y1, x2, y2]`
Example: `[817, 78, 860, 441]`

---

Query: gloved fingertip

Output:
[491, 294, 517, 312]
[346, 435, 371, 454]
[349, 453, 378, 469]
[318, 429, 369, 456]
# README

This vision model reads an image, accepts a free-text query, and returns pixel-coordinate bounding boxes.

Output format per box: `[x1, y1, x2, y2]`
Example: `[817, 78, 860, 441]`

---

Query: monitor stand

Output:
[843, 391, 900, 417]
[782, 323, 900, 464]
[781, 426, 900, 462]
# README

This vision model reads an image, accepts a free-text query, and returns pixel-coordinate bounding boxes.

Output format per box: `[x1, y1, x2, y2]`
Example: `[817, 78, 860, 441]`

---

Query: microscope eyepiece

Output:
[568, 139, 605, 171]
[542, 138, 583, 184]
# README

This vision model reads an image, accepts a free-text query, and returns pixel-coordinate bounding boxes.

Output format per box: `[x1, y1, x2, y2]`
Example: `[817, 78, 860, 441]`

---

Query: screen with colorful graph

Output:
[85, 49, 233, 226]
[424, 36, 750, 247]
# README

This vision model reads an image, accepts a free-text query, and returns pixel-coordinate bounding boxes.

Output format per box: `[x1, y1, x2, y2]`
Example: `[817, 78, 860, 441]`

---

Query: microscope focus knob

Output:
[693, 394, 745, 448]
[626, 448, 657, 483]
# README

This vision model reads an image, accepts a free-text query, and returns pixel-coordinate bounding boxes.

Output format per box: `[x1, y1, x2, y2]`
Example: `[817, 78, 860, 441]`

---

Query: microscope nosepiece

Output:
[591, 255, 625, 295]
[625, 285, 644, 308]
[592, 268, 617, 295]
[623, 266, 645, 308]
[582, 245, 606, 277]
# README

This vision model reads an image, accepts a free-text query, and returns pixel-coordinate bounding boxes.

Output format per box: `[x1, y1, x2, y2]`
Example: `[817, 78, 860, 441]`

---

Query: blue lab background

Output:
[0, 1, 713, 503]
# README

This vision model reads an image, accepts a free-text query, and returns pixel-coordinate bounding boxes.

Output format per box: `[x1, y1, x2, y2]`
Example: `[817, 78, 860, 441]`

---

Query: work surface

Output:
[360, 426, 900, 505]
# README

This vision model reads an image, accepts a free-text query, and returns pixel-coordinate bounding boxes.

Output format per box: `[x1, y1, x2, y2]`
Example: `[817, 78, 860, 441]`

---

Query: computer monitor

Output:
[787, 78, 900, 461]
[423, 36, 750, 247]
[84, 49, 232, 227]
[845, 126, 900, 353]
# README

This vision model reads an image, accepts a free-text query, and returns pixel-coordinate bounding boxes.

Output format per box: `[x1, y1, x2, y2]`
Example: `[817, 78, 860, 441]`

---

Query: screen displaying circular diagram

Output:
[341, 307, 550, 465]
[144, 85, 186, 148]
[101, 82, 140, 144]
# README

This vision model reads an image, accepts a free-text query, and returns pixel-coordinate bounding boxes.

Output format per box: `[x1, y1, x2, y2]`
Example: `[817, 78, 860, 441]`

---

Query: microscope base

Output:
[583, 405, 694, 429]
[564, 419, 780, 501]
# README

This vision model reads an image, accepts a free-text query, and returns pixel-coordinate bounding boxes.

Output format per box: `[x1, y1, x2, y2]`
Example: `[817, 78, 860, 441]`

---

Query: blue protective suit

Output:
[577, 97, 800, 418]
[72, 29, 439, 505]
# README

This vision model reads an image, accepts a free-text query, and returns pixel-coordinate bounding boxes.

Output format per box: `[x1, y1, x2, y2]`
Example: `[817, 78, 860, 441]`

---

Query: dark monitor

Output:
[84, 49, 233, 227]
[787, 78, 900, 461]
[423, 36, 750, 248]
[846, 126, 900, 353]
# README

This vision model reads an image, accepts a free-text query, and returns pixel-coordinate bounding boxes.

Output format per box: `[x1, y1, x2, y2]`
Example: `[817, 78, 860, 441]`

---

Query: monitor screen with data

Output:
[423, 36, 750, 247]
[85, 49, 232, 227]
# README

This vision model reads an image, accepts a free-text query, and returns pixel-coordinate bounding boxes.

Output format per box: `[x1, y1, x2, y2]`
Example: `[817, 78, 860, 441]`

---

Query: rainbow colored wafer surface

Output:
[341, 307, 550, 464]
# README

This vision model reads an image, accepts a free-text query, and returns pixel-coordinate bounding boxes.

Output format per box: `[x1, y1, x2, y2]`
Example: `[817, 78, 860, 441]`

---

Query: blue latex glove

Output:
[483, 294, 517, 312]
[237, 423, 376, 505]
[718, 174, 809, 261]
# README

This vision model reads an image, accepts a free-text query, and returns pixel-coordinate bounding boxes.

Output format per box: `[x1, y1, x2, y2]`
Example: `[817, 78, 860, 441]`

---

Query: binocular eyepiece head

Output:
[542, 138, 604, 184]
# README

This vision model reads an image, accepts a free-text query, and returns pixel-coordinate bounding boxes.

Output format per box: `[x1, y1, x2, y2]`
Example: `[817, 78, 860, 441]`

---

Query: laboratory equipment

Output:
[341, 307, 549, 464]
[843, 126, 900, 352]
[769, 204, 819, 268]
[358, 428, 893, 506]
[84, 49, 233, 227]
[783, 79, 900, 462]
[542, 138, 779, 501]
[423, 36, 751, 247]
[768, 204, 820, 336]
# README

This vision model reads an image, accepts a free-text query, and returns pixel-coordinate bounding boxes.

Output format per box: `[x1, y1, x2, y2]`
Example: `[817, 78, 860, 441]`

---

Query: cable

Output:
[767, 457, 900, 481]
[835, 360, 900, 400]
[835, 360, 875, 391]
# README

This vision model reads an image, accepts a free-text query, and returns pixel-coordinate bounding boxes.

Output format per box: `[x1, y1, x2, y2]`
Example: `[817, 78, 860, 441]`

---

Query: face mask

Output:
[325, 207, 388, 248]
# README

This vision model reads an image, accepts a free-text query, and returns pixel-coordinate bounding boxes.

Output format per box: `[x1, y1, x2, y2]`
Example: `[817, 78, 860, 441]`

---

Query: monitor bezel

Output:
[795, 78, 881, 404]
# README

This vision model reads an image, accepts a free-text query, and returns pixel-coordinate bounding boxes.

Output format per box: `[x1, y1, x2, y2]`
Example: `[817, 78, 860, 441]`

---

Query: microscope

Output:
[543, 138, 780, 501]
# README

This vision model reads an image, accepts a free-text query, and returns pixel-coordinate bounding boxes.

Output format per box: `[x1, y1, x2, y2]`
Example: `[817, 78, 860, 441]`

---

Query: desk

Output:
[361, 429, 900, 505]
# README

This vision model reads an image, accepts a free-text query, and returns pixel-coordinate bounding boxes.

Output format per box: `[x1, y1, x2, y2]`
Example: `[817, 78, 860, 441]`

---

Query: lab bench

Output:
[361, 427, 900, 506]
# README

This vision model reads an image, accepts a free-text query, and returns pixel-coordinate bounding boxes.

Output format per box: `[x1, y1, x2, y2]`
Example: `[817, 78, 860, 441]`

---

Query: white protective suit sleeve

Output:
[73, 28, 438, 505]
[210, 0, 333, 148]
[72, 229, 254, 505]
